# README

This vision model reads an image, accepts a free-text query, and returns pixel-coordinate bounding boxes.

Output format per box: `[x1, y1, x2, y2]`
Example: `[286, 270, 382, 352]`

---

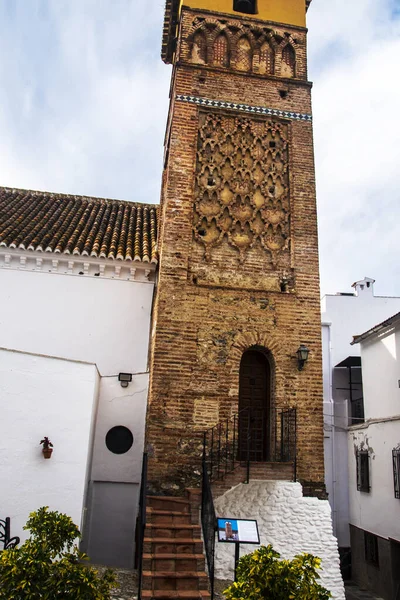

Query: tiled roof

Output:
[351, 311, 400, 345]
[0, 187, 158, 263]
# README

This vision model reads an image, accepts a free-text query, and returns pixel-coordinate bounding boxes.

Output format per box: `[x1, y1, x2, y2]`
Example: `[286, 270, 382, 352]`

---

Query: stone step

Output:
[147, 508, 193, 525]
[142, 571, 209, 591]
[141, 591, 211, 599]
[147, 495, 191, 513]
[211, 462, 294, 498]
[143, 537, 204, 555]
[143, 553, 205, 572]
[145, 523, 201, 539]
[143, 493, 210, 600]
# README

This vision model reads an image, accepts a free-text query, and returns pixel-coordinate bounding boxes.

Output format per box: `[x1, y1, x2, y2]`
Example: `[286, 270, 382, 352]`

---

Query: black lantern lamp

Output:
[296, 344, 309, 371]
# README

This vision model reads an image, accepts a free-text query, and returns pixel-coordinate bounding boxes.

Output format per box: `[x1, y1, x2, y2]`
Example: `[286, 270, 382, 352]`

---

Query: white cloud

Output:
[0, 0, 398, 296]
[308, 0, 400, 296]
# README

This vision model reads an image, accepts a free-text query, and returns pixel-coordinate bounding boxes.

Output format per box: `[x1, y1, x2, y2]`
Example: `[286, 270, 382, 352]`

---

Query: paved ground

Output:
[94, 568, 387, 600]
[345, 582, 384, 600]
[93, 566, 137, 600]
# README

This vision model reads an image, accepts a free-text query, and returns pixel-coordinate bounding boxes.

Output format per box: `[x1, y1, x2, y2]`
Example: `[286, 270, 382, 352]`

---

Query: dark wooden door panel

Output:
[238, 350, 271, 461]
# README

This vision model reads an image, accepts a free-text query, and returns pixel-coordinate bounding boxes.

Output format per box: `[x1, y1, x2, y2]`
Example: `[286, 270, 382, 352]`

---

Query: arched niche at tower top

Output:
[212, 33, 230, 68]
[235, 36, 252, 72]
[191, 31, 207, 65]
[259, 41, 274, 75]
[281, 44, 296, 78]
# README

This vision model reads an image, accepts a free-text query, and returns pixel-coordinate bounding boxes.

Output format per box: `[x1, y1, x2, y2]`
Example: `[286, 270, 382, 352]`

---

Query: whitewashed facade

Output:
[321, 278, 400, 556]
[348, 313, 400, 599]
[0, 245, 155, 566]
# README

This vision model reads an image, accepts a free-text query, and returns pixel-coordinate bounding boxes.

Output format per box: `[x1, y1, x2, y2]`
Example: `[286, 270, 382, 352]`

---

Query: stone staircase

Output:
[211, 461, 294, 498]
[142, 494, 211, 600]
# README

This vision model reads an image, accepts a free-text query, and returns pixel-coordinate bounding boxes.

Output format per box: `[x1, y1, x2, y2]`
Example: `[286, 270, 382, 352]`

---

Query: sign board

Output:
[217, 518, 260, 544]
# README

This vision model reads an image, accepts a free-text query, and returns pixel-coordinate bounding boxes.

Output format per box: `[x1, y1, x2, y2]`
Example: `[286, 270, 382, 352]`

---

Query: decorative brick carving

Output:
[193, 110, 290, 266]
[187, 17, 299, 79]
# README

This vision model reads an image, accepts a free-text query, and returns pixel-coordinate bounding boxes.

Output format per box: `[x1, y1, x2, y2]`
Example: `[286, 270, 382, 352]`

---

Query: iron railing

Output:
[202, 407, 297, 484]
[201, 457, 217, 600]
[0, 517, 20, 550]
[136, 452, 148, 600]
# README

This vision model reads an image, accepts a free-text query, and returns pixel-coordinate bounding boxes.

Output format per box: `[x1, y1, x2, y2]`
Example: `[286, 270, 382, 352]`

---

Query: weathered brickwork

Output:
[147, 5, 324, 495]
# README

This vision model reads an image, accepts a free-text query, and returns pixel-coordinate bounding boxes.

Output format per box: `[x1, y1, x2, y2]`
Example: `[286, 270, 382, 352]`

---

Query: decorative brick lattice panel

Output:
[193, 111, 290, 267]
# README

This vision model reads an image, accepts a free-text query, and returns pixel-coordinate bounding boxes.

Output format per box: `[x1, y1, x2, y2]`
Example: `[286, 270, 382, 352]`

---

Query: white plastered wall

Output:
[0, 348, 99, 542]
[347, 323, 400, 540]
[90, 374, 149, 484]
[0, 262, 155, 563]
[321, 282, 400, 547]
[0, 267, 154, 375]
[348, 420, 400, 541]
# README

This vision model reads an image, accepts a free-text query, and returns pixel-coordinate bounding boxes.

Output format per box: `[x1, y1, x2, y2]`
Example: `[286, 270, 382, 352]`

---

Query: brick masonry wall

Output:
[147, 7, 324, 495]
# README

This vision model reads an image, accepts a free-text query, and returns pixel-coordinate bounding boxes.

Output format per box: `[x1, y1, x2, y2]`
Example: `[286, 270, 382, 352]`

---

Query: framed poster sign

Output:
[217, 518, 260, 544]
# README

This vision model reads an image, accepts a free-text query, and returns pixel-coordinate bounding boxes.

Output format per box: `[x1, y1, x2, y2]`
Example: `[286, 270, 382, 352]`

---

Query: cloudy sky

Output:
[0, 0, 399, 297]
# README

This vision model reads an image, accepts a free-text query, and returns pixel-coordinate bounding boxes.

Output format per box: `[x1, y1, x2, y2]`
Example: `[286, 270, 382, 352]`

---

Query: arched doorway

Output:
[238, 348, 271, 461]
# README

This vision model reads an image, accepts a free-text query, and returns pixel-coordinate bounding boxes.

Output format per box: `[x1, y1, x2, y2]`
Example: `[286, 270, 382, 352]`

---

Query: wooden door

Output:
[238, 350, 271, 461]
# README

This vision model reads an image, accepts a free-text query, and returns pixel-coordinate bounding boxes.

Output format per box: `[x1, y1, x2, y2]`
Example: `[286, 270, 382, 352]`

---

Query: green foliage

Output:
[0, 507, 117, 599]
[224, 544, 332, 600]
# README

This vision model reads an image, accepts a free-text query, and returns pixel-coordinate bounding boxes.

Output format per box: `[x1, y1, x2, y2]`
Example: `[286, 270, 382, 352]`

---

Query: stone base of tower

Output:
[214, 480, 345, 600]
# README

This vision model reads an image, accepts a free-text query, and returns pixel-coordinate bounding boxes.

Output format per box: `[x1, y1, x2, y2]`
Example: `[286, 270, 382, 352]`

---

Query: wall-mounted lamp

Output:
[296, 344, 309, 371]
[118, 373, 132, 388]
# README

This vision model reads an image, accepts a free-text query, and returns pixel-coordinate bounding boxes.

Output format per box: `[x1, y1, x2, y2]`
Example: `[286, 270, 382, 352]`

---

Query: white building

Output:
[0, 187, 157, 567]
[348, 312, 400, 599]
[321, 278, 400, 573]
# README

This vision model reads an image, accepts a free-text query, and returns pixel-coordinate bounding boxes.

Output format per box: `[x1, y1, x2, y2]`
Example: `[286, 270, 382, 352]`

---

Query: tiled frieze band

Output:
[176, 94, 312, 122]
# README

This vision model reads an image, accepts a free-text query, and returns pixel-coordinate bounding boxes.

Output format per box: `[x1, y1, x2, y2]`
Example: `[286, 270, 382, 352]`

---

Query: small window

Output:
[106, 426, 134, 455]
[233, 0, 257, 15]
[364, 531, 379, 567]
[356, 450, 370, 492]
[393, 449, 400, 498]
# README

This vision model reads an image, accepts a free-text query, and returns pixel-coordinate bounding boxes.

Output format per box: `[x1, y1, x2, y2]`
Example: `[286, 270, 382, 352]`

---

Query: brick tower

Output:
[148, 0, 324, 497]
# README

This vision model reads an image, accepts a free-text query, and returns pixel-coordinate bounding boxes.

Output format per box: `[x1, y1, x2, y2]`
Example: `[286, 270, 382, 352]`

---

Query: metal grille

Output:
[260, 42, 274, 75]
[356, 450, 370, 493]
[212, 34, 229, 67]
[202, 407, 297, 485]
[393, 449, 400, 499]
[282, 45, 296, 70]
[201, 459, 216, 600]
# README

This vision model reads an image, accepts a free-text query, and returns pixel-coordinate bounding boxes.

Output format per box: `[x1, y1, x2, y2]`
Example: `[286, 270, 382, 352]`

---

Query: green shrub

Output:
[0, 506, 117, 599]
[224, 544, 332, 600]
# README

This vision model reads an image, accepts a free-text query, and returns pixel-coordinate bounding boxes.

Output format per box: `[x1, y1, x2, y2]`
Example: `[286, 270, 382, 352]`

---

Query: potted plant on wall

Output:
[40, 437, 53, 459]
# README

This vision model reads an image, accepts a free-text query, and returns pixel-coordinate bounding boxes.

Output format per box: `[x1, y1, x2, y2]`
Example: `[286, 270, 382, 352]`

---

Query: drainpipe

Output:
[325, 323, 337, 536]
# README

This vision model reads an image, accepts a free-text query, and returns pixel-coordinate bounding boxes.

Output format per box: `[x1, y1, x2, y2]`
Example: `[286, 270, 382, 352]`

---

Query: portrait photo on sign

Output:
[217, 518, 239, 542]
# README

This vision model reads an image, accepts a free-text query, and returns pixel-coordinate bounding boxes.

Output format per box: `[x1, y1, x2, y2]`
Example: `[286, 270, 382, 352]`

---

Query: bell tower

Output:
[148, 0, 324, 497]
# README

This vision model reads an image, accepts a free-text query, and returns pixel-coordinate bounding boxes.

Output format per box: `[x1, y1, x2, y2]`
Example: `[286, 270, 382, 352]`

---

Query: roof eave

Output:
[351, 311, 400, 345]
[162, 0, 180, 64]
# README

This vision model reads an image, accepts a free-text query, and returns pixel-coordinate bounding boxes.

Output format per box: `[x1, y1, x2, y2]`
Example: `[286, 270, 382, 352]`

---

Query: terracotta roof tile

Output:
[0, 187, 159, 264]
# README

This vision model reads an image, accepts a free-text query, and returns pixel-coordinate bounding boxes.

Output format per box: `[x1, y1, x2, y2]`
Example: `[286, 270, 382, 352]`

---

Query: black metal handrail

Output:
[0, 517, 20, 550]
[202, 407, 297, 484]
[201, 457, 216, 600]
[136, 452, 148, 600]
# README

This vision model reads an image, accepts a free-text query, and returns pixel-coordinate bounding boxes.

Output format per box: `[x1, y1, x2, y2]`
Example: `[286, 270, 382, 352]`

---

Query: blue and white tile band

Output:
[176, 94, 312, 122]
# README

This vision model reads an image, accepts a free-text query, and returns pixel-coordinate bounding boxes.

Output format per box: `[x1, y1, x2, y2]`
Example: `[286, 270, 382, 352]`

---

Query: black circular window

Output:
[105, 426, 134, 455]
